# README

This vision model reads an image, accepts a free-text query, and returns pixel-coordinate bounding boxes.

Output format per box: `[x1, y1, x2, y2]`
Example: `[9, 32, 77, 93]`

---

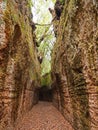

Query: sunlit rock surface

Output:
[0, 0, 40, 129]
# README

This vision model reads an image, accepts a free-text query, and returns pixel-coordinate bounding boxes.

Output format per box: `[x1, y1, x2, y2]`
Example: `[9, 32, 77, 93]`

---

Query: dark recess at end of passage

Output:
[38, 87, 53, 102]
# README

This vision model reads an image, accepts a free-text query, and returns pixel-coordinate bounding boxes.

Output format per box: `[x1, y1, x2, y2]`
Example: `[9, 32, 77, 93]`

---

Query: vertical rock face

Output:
[52, 0, 98, 130]
[0, 0, 40, 129]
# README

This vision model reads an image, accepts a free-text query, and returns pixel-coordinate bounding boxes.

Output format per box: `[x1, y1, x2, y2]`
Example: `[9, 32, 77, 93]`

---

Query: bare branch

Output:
[35, 23, 51, 26]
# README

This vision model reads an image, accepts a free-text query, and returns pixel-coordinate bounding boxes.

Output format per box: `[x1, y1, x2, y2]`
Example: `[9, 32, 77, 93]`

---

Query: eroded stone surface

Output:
[52, 0, 98, 130]
[0, 0, 40, 129]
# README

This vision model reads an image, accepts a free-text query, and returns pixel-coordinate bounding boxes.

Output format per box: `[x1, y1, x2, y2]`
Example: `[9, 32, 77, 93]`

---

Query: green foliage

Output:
[52, 0, 56, 3]
[32, 0, 56, 76]
[59, 0, 65, 4]
[27, 0, 33, 8]
[41, 72, 52, 87]
[41, 58, 51, 75]
[3, 0, 7, 2]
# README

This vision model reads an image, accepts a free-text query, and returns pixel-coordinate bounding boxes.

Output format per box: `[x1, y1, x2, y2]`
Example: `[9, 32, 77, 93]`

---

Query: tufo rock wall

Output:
[0, 0, 40, 129]
[52, 0, 98, 130]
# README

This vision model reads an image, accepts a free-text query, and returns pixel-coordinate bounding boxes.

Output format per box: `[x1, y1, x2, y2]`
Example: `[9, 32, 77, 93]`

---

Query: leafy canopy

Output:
[32, 0, 56, 76]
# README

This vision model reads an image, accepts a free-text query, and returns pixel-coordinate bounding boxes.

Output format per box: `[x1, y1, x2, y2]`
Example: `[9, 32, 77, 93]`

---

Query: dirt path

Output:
[15, 102, 74, 130]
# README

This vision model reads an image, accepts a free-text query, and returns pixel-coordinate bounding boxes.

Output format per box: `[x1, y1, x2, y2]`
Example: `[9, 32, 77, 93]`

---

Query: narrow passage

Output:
[15, 102, 73, 130]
